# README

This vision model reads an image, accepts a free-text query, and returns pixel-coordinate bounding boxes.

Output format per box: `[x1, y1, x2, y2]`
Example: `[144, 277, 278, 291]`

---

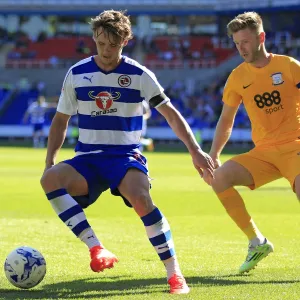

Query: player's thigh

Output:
[276, 140, 300, 194]
[212, 151, 281, 193]
[212, 160, 255, 193]
[41, 163, 88, 195]
[118, 168, 153, 215]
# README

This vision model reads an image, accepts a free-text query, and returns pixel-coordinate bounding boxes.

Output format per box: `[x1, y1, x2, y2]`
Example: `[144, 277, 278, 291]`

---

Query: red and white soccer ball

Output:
[4, 246, 46, 289]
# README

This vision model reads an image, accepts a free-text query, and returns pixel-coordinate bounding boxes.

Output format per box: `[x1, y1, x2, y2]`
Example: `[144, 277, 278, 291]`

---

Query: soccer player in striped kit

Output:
[40, 10, 214, 294]
[23, 95, 56, 148]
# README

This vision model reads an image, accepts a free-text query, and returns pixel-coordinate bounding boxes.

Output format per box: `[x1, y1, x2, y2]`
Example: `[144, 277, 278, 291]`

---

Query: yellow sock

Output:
[217, 188, 263, 241]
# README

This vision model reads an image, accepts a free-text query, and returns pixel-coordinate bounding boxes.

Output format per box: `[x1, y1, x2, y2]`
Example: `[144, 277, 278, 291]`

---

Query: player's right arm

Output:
[210, 71, 242, 165]
[45, 68, 77, 170]
[209, 103, 239, 165]
[45, 112, 71, 170]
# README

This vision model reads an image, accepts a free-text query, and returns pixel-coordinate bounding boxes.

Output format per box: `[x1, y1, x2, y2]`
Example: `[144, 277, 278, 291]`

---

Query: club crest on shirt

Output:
[88, 91, 121, 110]
[271, 72, 284, 86]
[118, 75, 131, 87]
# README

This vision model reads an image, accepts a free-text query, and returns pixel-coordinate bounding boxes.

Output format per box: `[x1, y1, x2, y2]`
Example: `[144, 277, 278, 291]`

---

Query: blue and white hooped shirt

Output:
[57, 55, 169, 156]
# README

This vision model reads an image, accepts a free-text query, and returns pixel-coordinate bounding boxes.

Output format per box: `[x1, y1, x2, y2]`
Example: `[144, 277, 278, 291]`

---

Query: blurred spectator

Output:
[76, 39, 90, 55]
[32, 80, 46, 94]
[17, 77, 31, 91]
[37, 32, 47, 43]
[49, 55, 60, 67]
[22, 95, 57, 148]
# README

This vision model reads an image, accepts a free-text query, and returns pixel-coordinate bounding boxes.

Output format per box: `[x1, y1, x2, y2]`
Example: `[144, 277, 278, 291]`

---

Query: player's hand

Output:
[202, 155, 221, 186]
[191, 149, 215, 179]
[209, 154, 222, 169]
[202, 169, 215, 186]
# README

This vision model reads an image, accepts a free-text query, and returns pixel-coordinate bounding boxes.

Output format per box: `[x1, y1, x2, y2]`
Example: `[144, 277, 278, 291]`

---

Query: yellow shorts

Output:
[231, 139, 300, 191]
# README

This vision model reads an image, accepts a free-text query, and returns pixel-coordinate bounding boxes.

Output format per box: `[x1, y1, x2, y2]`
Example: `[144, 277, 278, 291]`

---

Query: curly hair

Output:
[90, 10, 133, 43]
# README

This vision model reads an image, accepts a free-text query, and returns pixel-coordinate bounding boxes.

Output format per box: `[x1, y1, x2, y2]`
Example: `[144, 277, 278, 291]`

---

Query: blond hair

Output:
[90, 10, 133, 43]
[227, 11, 263, 37]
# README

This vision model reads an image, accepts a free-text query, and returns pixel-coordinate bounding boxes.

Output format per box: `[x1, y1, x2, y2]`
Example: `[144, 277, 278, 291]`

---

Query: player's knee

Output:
[40, 168, 62, 192]
[211, 168, 234, 191]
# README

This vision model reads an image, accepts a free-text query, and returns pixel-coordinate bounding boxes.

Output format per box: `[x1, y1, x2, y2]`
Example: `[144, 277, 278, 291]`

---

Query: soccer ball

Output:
[4, 246, 46, 289]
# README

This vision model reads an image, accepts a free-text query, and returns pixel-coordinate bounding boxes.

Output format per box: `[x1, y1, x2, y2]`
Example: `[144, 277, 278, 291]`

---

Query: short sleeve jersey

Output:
[223, 54, 300, 146]
[57, 55, 169, 155]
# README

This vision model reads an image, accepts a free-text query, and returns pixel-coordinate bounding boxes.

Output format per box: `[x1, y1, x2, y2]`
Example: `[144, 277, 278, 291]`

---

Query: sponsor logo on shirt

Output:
[88, 91, 120, 116]
[253, 90, 284, 114]
[88, 91, 120, 110]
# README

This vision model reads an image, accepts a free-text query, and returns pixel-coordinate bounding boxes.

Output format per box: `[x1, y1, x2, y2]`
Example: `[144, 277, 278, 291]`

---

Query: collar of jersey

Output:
[92, 55, 125, 75]
[247, 53, 274, 73]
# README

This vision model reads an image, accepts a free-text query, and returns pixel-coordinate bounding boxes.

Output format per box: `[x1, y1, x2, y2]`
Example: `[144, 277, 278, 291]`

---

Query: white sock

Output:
[79, 228, 101, 250]
[250, 236, 265, 247]
[46, 189, 101, 250]
[163, 255, 182, 280]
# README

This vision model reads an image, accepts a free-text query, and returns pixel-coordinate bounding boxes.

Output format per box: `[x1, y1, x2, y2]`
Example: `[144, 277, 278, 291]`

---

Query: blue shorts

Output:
[33, 123, 44, 132]
[63, 151, 148, 209]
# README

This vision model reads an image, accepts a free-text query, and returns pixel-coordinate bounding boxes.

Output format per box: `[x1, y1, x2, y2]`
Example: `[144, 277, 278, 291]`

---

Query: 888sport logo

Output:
[253, 90, 283, 114]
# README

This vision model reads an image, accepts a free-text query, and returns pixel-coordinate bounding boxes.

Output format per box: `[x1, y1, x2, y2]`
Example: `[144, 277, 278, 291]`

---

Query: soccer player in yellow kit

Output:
[203, 11, 300, 273]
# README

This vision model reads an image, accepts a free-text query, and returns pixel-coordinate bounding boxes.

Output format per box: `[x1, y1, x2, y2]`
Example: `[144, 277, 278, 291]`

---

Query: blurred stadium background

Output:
[1, 3, 300, 298]
[0, 0, 300, 149]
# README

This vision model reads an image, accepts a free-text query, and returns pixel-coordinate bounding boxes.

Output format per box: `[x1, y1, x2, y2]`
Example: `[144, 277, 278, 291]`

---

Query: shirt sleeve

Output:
[290, 57, 300, 89]
[140, 68, 169, 108]
[57, 69, 78, 115]
[222, 71, 242, 107]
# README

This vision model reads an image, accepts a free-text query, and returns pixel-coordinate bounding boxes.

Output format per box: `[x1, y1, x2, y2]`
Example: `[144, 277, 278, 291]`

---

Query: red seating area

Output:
[6, 35, 235, 69]
[7, 36, 95, 59]
[6, 36, 96, 68]
[144, 36, 235, 69]
[154, 36, 212, 52]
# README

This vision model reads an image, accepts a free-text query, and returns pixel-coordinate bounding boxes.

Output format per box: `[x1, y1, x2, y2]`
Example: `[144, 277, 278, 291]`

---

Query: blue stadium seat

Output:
[0, 90, 39, 125]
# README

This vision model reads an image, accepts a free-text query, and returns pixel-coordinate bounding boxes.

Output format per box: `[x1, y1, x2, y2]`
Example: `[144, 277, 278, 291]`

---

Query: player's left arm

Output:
[141, 69, 214, 176]
[156, 99, 214, 177]
[141, 69, 203, 156]
[155, 99, 200, 154]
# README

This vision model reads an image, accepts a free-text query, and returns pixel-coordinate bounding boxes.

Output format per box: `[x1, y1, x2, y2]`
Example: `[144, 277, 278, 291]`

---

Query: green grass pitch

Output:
[0, 147, 299, 300]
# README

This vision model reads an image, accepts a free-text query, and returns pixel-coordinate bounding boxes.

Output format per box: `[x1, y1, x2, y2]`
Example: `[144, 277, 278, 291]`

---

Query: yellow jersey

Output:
[223, 54, 300, 146]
